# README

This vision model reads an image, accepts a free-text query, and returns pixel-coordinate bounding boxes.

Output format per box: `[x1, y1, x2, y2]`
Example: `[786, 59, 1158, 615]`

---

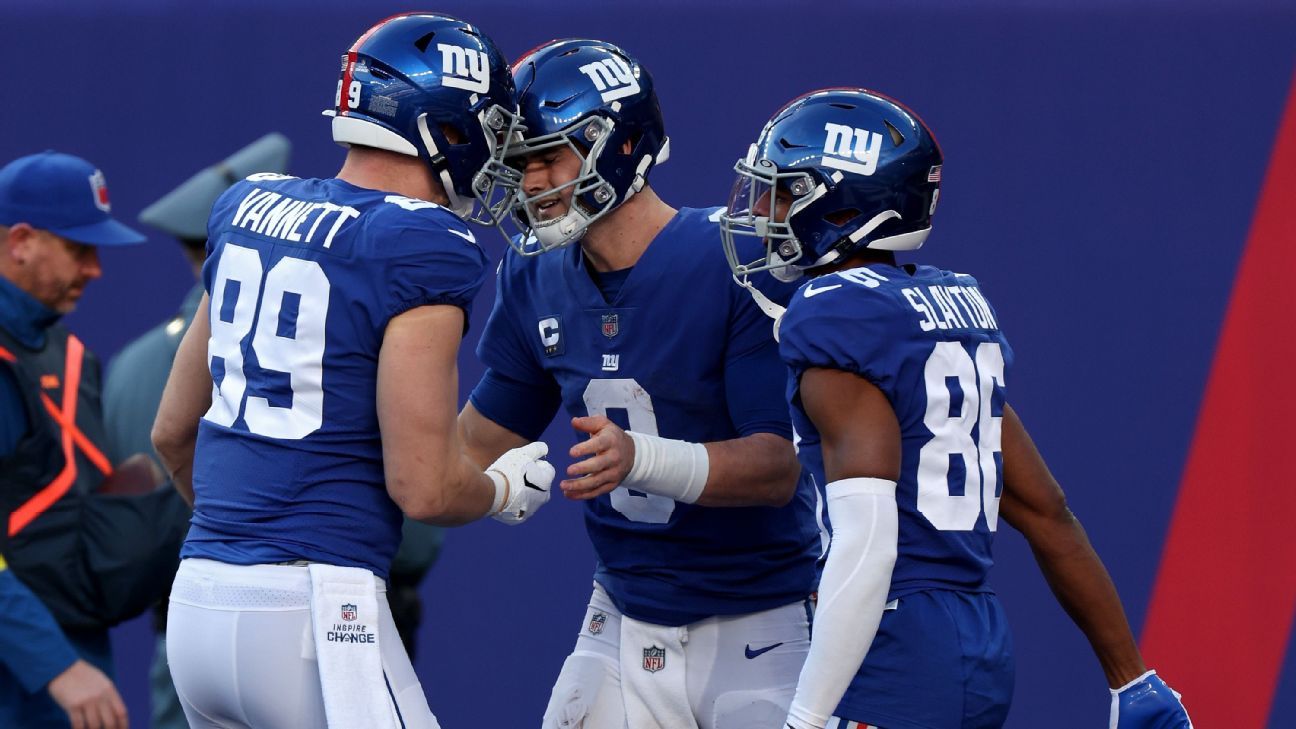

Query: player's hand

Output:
[47, 659, 129, 729]
[488, 442, 555, 525]
[562, 415, 635, 500]
[1110, 670, 1193, 729]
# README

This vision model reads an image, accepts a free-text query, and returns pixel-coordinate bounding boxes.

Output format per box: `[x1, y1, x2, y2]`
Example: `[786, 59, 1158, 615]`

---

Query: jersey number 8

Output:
[204, 244, 331, 440]
[583, 378, 675, 524]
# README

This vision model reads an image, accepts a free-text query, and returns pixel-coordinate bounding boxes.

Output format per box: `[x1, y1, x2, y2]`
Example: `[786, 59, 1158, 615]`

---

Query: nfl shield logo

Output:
[601, 313, 619, 338]
[340, 603, 358, 622]
[642, 645, 666, 673]
[589, 612, 607, 635]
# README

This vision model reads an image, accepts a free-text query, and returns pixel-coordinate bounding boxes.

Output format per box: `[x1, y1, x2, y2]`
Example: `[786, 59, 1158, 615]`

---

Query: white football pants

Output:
[166, 558, 438, 728]
[542, 582, 811, 729]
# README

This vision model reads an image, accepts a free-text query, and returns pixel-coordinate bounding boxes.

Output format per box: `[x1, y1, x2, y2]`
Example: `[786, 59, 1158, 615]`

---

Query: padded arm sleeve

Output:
[786, 477, 899, 729]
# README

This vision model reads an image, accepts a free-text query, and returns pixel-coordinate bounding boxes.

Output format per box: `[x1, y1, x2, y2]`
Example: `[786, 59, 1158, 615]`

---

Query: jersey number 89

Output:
[203, 244, 330, 440]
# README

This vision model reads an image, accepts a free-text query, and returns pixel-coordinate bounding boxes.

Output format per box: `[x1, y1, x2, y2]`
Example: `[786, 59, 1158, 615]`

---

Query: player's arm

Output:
[457, 400, 528, 469]
[562, 419, 799, 507]
[777, 365, 902, 726]
[152, 293, 213, 507]
[999, 403, 1144, 685]
[784, 366, 900, 729]
[379, 305, 552, 526]
[0, 565, 127, 729]
[563, 300, 800, 507]
[696, 431, 801, 506]
[999, 404, 1192, 727]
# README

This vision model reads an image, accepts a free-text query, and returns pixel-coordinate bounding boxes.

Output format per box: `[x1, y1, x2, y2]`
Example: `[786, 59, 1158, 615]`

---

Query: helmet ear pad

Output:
[568, 115, 665, 215]
[786, 156, 938, 261]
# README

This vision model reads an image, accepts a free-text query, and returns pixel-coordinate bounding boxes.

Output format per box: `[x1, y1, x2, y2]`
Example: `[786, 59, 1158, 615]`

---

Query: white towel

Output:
[308, 563, 399, 729]
[619, 614, 700, 729]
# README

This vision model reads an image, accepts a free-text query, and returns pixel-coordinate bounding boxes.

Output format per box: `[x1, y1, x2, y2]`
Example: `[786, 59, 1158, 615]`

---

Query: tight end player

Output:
[152, 14, 553, 728]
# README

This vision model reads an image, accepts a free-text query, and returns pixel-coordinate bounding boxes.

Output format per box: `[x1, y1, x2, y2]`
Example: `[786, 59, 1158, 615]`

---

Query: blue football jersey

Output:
[780, 263, 1014, 598]
[471, 207, 820, 626]
[182, 174, 488, 579]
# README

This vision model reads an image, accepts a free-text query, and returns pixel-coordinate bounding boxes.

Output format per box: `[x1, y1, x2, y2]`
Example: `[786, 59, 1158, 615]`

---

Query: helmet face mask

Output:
[721, 146, 824, 283]
[326, 13, 524, 230]
[507, 115, 621, 255]
[463, 102, 526, 226]
[720, 88, 943, 283]
[502, 39, 669, 257]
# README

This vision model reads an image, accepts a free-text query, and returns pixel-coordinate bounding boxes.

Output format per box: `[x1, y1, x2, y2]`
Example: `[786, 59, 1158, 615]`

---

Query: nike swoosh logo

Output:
[744, 642, 784, 659]
[448, 228, 477, 244]
[803, 283, 842, 298]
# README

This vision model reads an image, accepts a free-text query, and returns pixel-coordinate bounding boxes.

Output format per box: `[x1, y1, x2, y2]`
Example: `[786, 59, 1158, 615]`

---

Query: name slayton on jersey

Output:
[438, 43, 489, 93]
[822, 122, 883, 177]
[901, 284, 998, 332]
[579, 56, 640, 103]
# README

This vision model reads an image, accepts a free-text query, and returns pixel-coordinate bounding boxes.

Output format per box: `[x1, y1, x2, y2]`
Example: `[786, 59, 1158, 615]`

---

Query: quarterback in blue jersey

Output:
[457, 40, 820, 728]
[150, 15, 555, 729]
[720, 88, 1194, 729]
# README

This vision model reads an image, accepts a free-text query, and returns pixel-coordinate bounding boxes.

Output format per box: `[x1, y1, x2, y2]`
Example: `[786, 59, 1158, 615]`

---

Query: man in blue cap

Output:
[0, 150, 144, 728]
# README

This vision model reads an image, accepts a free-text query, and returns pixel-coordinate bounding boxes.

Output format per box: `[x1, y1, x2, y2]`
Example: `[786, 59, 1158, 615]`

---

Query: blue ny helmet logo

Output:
[578, 56, 640, 103]
[437, 43, 489, 94]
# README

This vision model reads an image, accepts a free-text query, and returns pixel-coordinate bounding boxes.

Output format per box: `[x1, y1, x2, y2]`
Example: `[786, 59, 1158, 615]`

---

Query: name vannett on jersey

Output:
[326, 622, 376, 644]
[230, 187, 360, 248]
[902, 284, 999, 332]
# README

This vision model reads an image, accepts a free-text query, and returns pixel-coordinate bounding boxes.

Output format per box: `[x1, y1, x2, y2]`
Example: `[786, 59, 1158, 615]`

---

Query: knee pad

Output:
[712, 688, 793, 729]
[542, 651, 620, 729]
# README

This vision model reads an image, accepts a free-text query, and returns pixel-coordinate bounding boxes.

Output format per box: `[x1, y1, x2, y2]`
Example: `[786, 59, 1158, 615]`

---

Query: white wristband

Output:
[486, 470, 509, 515]
[621, 431, 710, 504]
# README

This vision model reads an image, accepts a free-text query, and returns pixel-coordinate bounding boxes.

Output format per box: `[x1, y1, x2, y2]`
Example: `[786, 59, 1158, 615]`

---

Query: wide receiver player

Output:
[151, 14, 553, 728]
[719, 88, 1193, 729]
[457, 40, 821, 728]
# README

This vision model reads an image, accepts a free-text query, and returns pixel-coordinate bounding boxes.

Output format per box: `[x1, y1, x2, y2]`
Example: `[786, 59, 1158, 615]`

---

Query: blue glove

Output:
[1110, 670, 1193, 729]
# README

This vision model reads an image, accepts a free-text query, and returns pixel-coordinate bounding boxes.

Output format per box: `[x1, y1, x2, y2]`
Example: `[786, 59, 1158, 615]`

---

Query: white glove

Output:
[486, 442, 555, 525]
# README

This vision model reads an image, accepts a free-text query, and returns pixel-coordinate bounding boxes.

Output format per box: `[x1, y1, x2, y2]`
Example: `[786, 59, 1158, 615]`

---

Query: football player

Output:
[457, 40, 821, 728]
[150, 14, 554, 729]
[719, 88, 1194, 729]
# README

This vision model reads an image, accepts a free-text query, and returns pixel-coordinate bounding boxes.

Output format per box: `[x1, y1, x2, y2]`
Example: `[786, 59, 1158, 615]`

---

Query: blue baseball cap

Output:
[0, 151, 146, 246]
[139, 133, 291, 241]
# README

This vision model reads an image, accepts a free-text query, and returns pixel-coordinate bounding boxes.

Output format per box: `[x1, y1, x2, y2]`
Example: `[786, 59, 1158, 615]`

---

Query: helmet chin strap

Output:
[777, 208, 903, 277]
[440, 169, 472, 218]
[533, 207, 590, 249]
[417, 113, 473, 218]
[732, 274, 788, 342]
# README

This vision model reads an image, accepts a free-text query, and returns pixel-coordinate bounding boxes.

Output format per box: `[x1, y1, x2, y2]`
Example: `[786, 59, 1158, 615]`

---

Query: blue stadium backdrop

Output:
[4, 1, 1294, 726]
